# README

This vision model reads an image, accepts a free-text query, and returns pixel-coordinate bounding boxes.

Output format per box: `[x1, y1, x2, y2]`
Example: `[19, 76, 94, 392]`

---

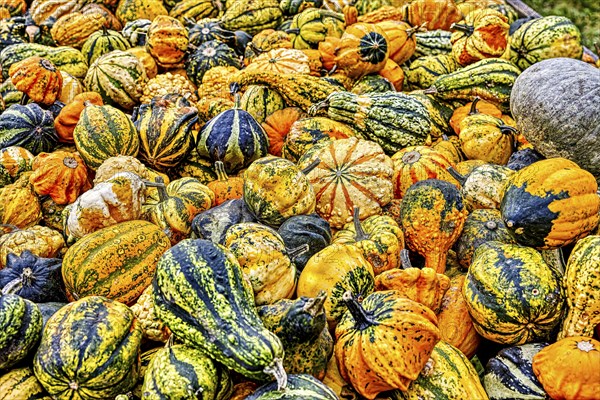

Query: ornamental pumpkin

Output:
[130, 285, 170, 343]
[449, 98, 502, 135]
[243, 156, 316, 227]
[186, 40, 242, 86]
[378, 59, 404, 91]
[0, 225, 65, 268]
[297, 243, 374, 326]
[240, 85, 286, 124]
[335, 290, 441, 399]
[9, 57, 62, 106]
[333, 207, 404, 275]
[559, 235, 600, 339]
[436, 274, 481, 358]
[50, 12, 107, 48]
[404, 54, 459, 90]
[403, 0, 462, 30]
[0, 366, 51, 400]
[191, 198, 256, 245]
[141, 73, 198, 104]
[247, 374, 338, 400]
[54, 92, 104, 143]
[0, 294, 42, 370]
[298, 137, 394, 229]
[450, 8, 509, 66]
[145, 15, 188, 68]
[169, 0, 224, 21]
[261, 107, 305, 157]
[375, 252, 451, 313]
[401, 179, 467, 273]
[532, 336, 600, 400]
[127, 46, 159, 80]
[334, 22, 390, 80]
[28, 151, 92, 205]
[207, 161, 244, 206]
[0, 146, 34, 186]
[391, 146, 459, 199]
[0, 173, 42, 229]
[225, 222, 297, 305]
[81, 28, 131, 65]
[246, 48, 311, 75]
[500, 158, 600, 249]
[243, 28, 292, 63]
[375, 20, 420, 65]
[57, 71, 84, 105]
[448, 163, 515, 211]
[63, 172, 146, 241]
[287, 8, 345, 50]
[143, 176, 214, 244]
[278, 213, 332, 273]
[464, 241, 564, 345]
[220, 0, 282, 36]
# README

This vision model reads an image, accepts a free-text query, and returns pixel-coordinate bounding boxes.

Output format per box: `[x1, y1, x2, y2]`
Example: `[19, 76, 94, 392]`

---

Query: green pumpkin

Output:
[175, 149, 217, 184]
[191, 198, 257, 244]
[152, 239, 286, 383]
[240, 85, 286, 124]
[463, 241, 564, 345]
[220, 0, 283, 36]
[141, 344, 232, 400]
[404, 54, 459, 90]
[351, 74, 395, 94]
[414, 30, 452, 58]
[278, 213, 332, 272]
[0, 103, 58, 155]
[81, 28, 131, 66]
[33, 296, 142, 400]
[0, 366, 51, 400]
[0, 294, 43, 370]
[247, 374, 338, 400]
[287, 8, 345, 50]
[186, 39, 242, 86]
[169, 0, 224, 22]
[0, 43, 88, 80]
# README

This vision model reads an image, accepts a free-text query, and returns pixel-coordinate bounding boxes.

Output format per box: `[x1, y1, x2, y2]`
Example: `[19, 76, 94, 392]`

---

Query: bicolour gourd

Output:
[191, 198, 257, 244]
[145, 15, 189, 69]
[0, 146, 34, 187]
[0, 173, 43, 230]
[0, 103, 58, 155]
[334, 22, 389, 79]
[500, 158, 600, 249]
[247, 374, 338, 400]
[463, 241, 564, 345]
[405, 54, 459, 90]
[0, 43, 88, 80]
[81, 28, 131, 65]
[0, 294, 43, 370]
[186, 39, 242, 85]
[558, 235, 600, 339]
[8, 56, 63, 105]
[414, 29, 453, 57]
[220, 0, 283, 36]
[277, 213, 332, 272]
[287, 7, 345, 50]
[0, 366, 51, 400]
[448, 163, 515, 211]
[335, 290, 441, 399]
[240, 85, 286, 124]
[153, 239, 287, 383]
[33, 296, 142, 399]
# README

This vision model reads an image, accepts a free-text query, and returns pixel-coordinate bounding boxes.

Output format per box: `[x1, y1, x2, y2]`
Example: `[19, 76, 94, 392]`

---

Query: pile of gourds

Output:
[0, 0, 599, 399]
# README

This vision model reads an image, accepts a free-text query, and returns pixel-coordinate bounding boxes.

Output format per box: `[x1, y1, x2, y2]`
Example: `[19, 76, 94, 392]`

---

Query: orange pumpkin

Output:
[318, 36, 341, 72]
[54, 92, 104, 143]
[375, 20, 420, 65]
[145, 15, 189, 68]
[378, 59, 404, 91]
[29, 151, 92, 205]
[532, 336, 600, 400]
[449, 98, 503, 135]
[9, 57, 63, 106]
[334, 23, 390, 80]
[245, 48, 311, 74]
[207, 161, 244, 206]
[404, 0, 462, 30]
[261, 107, 305, 157]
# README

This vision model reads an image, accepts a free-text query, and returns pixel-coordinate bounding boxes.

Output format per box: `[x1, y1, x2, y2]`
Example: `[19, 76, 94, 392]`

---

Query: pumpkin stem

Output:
[468, 97, 481, 115]
[19, 93, 29, 105]
[484, 221, 498, 230]
[287, 244, 310, 261]
[284, 28, 300, 35]
[450, 23, 474, 35]
[446, 166, 466, 186]
[233, 93, 241, 109]
[214, 161, 229, 182]
[499, 125, 518, 135]
[308, 99, 329, 116]
[229, 82, 240, 95]
[303, 290, 327, 317]
[400, 249, 412, 269]
[342, 291, 375, 330]
[352, 206, 369, 241]
[26, 25, 39, 43]
[301, 157, 321, 175]
[407, 23, 427, 37]
[143, 177, 169, 202]
[264, 358, 287, 390]
[423, 86, 437, 95]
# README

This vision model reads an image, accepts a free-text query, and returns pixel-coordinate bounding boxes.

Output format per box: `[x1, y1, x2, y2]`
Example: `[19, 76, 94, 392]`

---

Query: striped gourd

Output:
[392, 341, 489, 400]
[407, 92, 454, 138]
[186, 39, 242, 85]
[311, 91, 431, 154]
[483, 343, 548, 400]
[287, 8, 346, 50]
[404, 54, 459, 90]
[0, 294, 43, 370]
[81, 28, 131, 65]
[73, 103, 140, 170]
[134, 93, 199, 171]
[153, 239, 286, 382]
[33, 296, 142, 400]
[131, 346, 162, 399]
[84, 50, 147, 110]
[141, 344, 232, 399]
[509, 16, 583, 70]
[0, 103, 58, 155]
[175, 149, 218, 184]
[61, 220, 171, 305]
[0, 43, 88, 79]
[221, 0, 283, 36]
[169, 0, 223, 22]
[463, 241, 564, 345]
[197, 98, 269, 174]
[0, 367, 51, 400]
[240, 85, 286, 124]
[247, 374, 339, 400]
[414, 30, 452, 58]
[425, 58, 521, 112]
[122, 19, 152, 47]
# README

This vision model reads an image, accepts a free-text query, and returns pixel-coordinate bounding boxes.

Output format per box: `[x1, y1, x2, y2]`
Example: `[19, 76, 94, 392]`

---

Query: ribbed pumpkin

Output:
[261, 107, 305, 156]
[464, 241, 564, 345]
[33, 296, 142, 399]
[450, 98, 502, 135]
[334, 22, 389, 80]
[240, 85, 286, 124]
[134, 93, 199, 171]
[81, 28, 131, 65]
[0, 294, 42, 370]
[0, 103, 58, 155]
[500, 158, 600, 249]
[278, 213, 332, 273]
[8, 56, 62, 106]
[243, 28, 292, 62]
[169, 0, 224, 22]
[287, 8, 345, 50]
[298, 137, 394, 229]
[247, 374, 338, 400]
[0, 366, 52, 400]
[375, 20, 420, 65]
[146, 15, 189, 68]
[186, 39, 242, 85]
[335, 290, 441, 399]
[391, 146, 459, 199]
[0, 146, 34, 186]
[84, 50, 147, 111]
[246, 48, 311, 75]
[54, 92, 104, 143]
[197, 96, 269, 174]
[559, 235, 600, 339]
[50, 12, 107, 48]
[28, 151, 92, 205]
[403, 0, 462, 30]
[62, 220, 170, 304]
[0, 174, 42, 230]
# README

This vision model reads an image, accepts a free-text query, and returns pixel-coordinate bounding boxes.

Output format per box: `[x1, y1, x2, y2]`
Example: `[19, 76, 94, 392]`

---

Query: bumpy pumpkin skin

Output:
[500, 158, 600, 250]
[559, 235, 600, 339]
[459, 112, 516, 165]
[532, 336, 600, 400]
[335, 290, 441, 399]
[404, 0, 462, 30]
[0, 225, 65, 268]
[9, 57, 62, 106]
[146, 15, 189, 69]
[0, 173, 42, 229]
[464, 241, 565, 345]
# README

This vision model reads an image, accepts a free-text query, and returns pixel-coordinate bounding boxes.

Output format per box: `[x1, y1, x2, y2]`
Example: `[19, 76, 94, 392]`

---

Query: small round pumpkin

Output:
[8, 57, 63, 106]
[261, 107, 305, 157]
[146, 15, 189, 69]
[245, 48, 311, 75]
[54, 92, 104, 143]
[334, 22, 390, 80]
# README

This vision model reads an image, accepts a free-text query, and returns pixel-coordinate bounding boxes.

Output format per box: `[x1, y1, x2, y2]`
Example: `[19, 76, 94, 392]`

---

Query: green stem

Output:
[468, 97, 481, 115]
[499, 125, 518, 135]
[287, 244, 309, 261]
[400, 249, 412, 269]
[301, 157, 321, 175]
[19, 93, 29, 105]
[446, 166, 467, 186]
[303, 290, 327, 317]
[143, 177, 168, 202]
[342, 291, 375, 330]
[352, 206, 369, 241]
[264, 359, 287, 390]
[451, 23, 474, 36]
